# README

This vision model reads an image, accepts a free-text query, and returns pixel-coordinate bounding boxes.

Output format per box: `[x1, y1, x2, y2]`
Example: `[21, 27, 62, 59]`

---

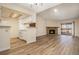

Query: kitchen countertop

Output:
[0, 26, 11, 28]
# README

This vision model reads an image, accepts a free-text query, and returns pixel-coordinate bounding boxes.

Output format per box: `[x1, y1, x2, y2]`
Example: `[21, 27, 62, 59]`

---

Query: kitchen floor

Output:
[10, 38, 26, 49]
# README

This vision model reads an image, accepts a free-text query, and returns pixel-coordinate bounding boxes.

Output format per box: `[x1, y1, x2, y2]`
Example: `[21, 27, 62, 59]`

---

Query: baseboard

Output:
[74, 36, 79, 38]
[36, 35, 46, 38]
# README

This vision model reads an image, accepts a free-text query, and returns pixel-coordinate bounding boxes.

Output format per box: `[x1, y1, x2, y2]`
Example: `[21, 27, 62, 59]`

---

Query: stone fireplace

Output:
[46, 27, 58, 35]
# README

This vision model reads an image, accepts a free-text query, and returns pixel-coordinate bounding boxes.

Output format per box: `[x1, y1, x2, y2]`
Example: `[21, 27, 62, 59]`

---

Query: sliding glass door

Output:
[61, 23, 73, 35]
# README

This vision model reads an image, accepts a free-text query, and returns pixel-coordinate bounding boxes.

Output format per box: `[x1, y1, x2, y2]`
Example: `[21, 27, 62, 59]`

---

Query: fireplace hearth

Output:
[47, 27, 58, 35]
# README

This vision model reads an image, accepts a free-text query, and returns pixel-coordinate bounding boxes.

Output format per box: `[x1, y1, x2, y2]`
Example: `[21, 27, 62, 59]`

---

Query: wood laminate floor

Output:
[0, 35, 79, 55]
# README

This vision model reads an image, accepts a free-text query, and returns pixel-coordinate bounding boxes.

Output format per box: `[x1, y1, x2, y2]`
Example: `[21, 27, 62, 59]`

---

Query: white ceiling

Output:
[0, 6, 27, 19]
[0, 3, 79, 21]
[0, 3, 60, 16]
[0, 3, 34, 16]
[38, 3, 79, 20]
[17, 3, 60, 13]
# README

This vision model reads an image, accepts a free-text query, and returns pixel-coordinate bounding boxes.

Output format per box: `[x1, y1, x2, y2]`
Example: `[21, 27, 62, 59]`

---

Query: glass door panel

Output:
[61, 23, 72, 35]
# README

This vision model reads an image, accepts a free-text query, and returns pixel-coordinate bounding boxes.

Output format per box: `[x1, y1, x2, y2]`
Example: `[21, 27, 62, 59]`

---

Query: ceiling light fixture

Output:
[30, 3, 43, 7]
[11, 13, 20, 18]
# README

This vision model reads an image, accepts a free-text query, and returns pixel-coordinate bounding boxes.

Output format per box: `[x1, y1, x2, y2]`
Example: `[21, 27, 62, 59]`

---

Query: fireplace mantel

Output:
[46, 27, 59, 28]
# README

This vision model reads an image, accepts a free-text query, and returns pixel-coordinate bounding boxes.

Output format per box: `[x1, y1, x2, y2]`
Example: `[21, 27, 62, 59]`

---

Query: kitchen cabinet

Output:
[19, 28, 36, 44]
[0, 26, 10, 51]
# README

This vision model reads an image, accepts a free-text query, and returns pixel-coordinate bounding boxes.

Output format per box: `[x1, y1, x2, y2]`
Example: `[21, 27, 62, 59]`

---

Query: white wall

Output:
[9, 20, 19, 38]
[46, 20, 59, 27]
[36, 16, 61, 37]
[46, 20, 61, 34]
[75, 19, 79, 37]
[36, 15, 79, 37]
[36, 16, 46, 37]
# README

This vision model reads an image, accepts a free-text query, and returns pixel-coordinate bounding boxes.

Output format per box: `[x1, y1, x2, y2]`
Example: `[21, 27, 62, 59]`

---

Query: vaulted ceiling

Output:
[38, 3, 79, 20]
[0, 3, 61, 19]
[0, 3, 79, 20]
[17, 3, 60, 13]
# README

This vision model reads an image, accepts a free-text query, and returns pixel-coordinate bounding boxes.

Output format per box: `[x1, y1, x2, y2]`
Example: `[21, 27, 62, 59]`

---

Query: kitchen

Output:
[0, 4, 36, 52]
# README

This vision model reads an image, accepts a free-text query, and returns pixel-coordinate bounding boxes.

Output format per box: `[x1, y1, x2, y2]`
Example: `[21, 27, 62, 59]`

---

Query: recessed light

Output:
[11, 13, 19, 18]
[54, 9, 58, 12]
[10, 13, 21, 18]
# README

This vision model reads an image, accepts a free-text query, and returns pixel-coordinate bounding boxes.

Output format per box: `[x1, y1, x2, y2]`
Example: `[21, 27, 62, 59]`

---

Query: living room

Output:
[0, 3, 79, 55]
